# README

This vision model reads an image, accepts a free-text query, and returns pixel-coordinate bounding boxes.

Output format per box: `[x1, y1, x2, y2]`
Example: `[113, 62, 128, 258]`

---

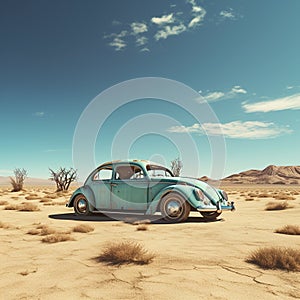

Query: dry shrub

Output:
[257, 193, 270, 198]
[0, 221, 11, 229]
[27, 229, 40, 235]
[265, 201, 289, 211]
[247, 193, 257, 197]
[136, 224, 148, 231]
[275, 225, 300, 235]
[0, 200, 8, 206]
[96, 241, 155, 265]
[245, 197, 255, 201]
[73, 224, 94, 233]
[39, 198, 52, 203]
[273, 194, 296, 200]
[18, 203, 40, 212]
[291, 191, 299, 195]
[11, 196, 19, 200]
[46, 194, 59, 199]
[4, 204, 19, 210]
[132, 219, 151, 225]
[43, 201, 66, 206]
[25, 195, 40, 200]
[42, 233, 74, 243]
[246, 247, 300, 271]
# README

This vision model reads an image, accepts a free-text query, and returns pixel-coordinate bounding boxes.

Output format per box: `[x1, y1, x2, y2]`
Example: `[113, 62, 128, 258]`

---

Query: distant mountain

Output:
[0, 176, 55, 186]
[219, 165, 300, 184]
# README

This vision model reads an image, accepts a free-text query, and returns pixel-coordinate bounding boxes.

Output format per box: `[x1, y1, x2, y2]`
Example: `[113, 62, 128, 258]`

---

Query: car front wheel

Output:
[160, 193, 190, 223]
[200, 211, 221, 220]
[74, 194, 91, 216]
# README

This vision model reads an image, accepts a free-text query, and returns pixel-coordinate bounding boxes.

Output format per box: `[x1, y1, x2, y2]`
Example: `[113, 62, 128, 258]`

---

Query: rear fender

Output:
[67, 186, 96, 210]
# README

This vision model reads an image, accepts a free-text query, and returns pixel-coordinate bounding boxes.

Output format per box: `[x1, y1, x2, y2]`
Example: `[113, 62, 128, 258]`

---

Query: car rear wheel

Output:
[160, 193, 190, 223]
[74, 194, 91, 216]
[200, 211, 221, 220]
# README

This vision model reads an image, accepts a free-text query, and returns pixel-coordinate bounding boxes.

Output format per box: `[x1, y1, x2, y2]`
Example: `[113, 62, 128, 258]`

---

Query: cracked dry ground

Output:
[0, 185, 300, 299]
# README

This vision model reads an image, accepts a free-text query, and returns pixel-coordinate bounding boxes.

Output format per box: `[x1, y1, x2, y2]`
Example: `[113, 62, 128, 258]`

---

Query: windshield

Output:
[146, 165, 174, 178]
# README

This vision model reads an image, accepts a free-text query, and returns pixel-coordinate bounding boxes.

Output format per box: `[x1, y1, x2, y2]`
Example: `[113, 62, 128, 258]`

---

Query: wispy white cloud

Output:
[243, 93, 300, 113]
[131, 22, 148, 35]
[154, 24, 186, 40]
[220, 9, 236, 20]
[168, 121, 292, 139]
[106, 30, 128, 51]
[136, 36, 148, 46]
[151, 13, 175, 25]
[200, 85, 247, 102]
[33, 111, 45, 117]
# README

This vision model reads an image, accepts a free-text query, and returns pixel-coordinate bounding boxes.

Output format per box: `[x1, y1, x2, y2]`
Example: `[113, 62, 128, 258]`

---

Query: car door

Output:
[90, 167, 113, 210]
[110, 164, 149, 211]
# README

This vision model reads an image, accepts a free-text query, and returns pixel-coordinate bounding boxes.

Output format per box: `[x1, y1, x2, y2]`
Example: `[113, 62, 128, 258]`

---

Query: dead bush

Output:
[0, 221, 11, 229]
[42, 233, 74, 243]
[27, 229, 40, 235]
[73, 224, 94, 233]
[265, 201, 289, 211]
[18, 203, 40, 212]
[25, 196, 40, 200]
[0, 200, 8, 205]
[4, 204, 19, 210]
[136, 224, 148, 231]
[245, 197, 255, 201]
[275, 225, 300, 235]
[257, 193, 270, 198]
[273, 194, 296, 200]
[39, 198, 52, 203]
[246, 247, 300, 271]
[10, 168, 27, 192]
[96, 241, 155, 265]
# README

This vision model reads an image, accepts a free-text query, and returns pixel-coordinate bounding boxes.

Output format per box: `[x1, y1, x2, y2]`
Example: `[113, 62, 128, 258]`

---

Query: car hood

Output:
[161, 176, 222, 200]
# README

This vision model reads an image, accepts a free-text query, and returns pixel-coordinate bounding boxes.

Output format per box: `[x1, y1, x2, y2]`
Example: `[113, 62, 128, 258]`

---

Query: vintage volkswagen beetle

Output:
[67, 160, 235, 222]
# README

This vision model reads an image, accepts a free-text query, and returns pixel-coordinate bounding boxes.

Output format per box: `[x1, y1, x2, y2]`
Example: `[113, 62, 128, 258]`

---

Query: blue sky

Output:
[0, 0, 299, 180]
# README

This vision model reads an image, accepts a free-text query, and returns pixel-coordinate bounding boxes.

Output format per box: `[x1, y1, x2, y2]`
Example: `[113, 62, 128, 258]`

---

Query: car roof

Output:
[98, 159, 167, 169]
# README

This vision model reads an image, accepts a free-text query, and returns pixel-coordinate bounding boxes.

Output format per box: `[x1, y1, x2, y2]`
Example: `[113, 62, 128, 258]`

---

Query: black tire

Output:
[73, 194, 92, 216]
[200, 211, 221, 220]
[160, 193, 190, 223]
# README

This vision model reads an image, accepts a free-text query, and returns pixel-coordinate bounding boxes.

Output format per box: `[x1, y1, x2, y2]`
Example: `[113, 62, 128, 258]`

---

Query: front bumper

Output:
[197, 201, 235, 213]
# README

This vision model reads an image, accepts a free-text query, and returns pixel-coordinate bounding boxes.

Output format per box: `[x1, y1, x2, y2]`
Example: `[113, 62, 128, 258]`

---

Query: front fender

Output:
[146, 184, 200, 215]
[66, 186, 96, 209]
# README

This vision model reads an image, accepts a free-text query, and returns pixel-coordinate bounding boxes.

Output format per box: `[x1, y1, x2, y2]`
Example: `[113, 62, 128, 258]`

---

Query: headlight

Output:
[221, 190, 228, 201]
[194, 189, 204, 201]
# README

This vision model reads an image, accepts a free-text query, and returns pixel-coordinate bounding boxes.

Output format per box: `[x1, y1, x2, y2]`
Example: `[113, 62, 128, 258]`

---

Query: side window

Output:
[115, 165, 145, 180]
[93, 168, 112, 181]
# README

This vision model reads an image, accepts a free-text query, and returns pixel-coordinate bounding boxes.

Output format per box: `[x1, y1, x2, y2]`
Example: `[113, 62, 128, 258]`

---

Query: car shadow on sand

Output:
[48, 212, 224, 224]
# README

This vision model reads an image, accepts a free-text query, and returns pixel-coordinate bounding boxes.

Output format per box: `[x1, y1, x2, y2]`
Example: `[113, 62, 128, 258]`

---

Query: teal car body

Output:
[67, 159, 235, 222]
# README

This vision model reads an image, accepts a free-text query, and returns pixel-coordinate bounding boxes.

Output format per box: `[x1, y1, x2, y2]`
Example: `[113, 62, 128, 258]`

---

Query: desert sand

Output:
[0, 184, 300, 300]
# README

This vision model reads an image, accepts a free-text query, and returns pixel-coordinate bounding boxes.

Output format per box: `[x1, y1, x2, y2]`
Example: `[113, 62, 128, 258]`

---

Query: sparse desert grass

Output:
[273, 194, 296, 200]
[265, 201, 289, 211]
[27, 229, 40, 235]
[39, 198, 52, 203]
[246, 247, 300, 271]
[136, 224, 148, 231]
[41, 233, 74, 243]
[73, 224, 94, 233]
[247, 193, 257, 197]
[0, 200, 8, 205]
[25, 195, 40, 200]
[257, 193, 270, 198]
[132, 219, 151, 225]
[275, 225, 300, 235]
[96, 241, 155, 265]
[0, 221, 11, 229]
[245, 197, 255, 201]
[290, 191, 299, 195]
[17, 203, 40, 212]
[43, 201, 66, 206]
[11, 196, 19, 200]
[4, 204, 19, 210]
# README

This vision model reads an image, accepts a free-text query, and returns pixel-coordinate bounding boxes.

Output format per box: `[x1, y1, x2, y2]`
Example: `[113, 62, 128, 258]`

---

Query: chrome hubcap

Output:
[77, 199, 87, 213]
[166, 200, 182, 217]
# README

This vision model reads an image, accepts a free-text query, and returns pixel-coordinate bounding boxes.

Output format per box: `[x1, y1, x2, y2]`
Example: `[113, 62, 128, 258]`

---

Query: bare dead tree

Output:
[49, 167, 77, 191]
[170, 157, 183, 177]
[10, 168, 27, 192]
